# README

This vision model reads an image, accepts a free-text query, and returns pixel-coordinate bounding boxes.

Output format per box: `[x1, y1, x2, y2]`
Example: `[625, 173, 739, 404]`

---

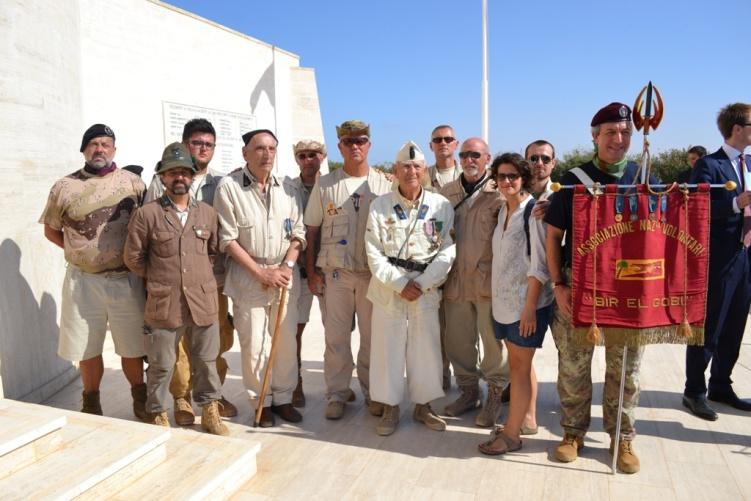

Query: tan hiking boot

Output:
[326, 400, 345, 420]
[131, 383, 148, 422]
[413, 404, 446, 431]
[201, 401, 229, 436]
[475, 384, 504, 427]
[146, 411, 170, 427]
[444, 385, 481, 417]
[174, 396, 195, 426]
[292, 377, 306, 408]
[555, 434, 584, 462]
[367, 399, 385, 417]
[376, 405, 400, 436]
[218, 396, 238, 417]
[81, 390, 103, 415]
[610, 438, 640, 474]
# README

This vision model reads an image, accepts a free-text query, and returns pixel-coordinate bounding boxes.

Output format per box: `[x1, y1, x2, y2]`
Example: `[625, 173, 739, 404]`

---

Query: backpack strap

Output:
[523, 198, 535, 257]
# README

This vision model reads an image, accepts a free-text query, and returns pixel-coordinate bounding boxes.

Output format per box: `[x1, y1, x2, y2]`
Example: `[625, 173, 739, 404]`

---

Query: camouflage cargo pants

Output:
[550, 307, 644, 440]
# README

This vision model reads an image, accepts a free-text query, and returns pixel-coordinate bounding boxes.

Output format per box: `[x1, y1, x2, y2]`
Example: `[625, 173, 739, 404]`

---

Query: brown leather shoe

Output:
[81, 390, 103, 415]
[366, 399, 385, 417]
[131, 383, 148, 422]
[271, 403, 302, 423]
[258, 406, 275, 427]
[217, 396, 238, 417]
[555, 434, 584, 463]
[174, 396, 195, 426]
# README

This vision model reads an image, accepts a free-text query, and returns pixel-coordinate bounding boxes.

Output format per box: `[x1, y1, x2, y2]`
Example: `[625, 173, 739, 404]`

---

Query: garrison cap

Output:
[80, 123, 115, 152]
[242, 129, 278, 146]
[591, 102, 632, 127]
[293, 139, 327, 156]
[336, 120, 370, 139]
[395, 141, 425, 163]
[155, 142, 196, 174]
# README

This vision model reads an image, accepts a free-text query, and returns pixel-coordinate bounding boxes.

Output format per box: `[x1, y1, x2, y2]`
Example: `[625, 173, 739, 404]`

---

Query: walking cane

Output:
[254, 286, 288, 427]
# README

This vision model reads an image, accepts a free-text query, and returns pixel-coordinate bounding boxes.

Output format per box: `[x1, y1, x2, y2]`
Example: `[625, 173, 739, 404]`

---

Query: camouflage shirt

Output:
[39, 167, 146, 273]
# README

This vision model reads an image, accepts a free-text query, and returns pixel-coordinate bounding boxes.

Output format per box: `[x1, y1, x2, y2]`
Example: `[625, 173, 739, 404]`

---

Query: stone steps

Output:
[0, 399, 260, 500]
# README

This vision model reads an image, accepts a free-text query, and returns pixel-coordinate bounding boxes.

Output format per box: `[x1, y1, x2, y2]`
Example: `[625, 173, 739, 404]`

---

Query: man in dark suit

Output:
[684, 102, 751, 420]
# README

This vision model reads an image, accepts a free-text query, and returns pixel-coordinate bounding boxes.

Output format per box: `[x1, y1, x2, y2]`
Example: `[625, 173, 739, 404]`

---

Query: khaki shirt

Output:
[39, 167, 145, 273]
[428, 163, 462, 190]
[124, 196, 219, 329]
[214, 166, 306, 304]
[439, 175, 502, 302]
[304, 167, 392, 272]
[365, 189, 456, 314]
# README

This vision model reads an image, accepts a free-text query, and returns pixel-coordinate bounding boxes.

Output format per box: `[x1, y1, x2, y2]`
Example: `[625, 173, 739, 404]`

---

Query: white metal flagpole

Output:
[481, 0, 489, 142]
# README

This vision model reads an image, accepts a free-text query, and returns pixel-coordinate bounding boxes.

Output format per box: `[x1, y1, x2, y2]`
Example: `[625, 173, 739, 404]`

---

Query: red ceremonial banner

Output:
[571, 185, 710, 331]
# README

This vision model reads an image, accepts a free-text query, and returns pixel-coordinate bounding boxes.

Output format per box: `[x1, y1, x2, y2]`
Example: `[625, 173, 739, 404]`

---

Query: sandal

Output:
[478, 431, 522, 456]
[491, 423, 539, 437]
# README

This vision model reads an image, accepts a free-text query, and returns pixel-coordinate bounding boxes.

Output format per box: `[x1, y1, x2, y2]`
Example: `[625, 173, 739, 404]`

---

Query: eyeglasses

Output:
[341, 136, 369, 147]
[189, 140, 215, 149]
[431, 136, 456, 144]
[459, 151, 482, 160]
[296, 152, 319, 160]
[496, 173, 520, 182]
[529, 154, 552, 165]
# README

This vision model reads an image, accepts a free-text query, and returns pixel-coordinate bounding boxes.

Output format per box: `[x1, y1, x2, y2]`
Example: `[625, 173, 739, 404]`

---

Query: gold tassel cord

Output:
[678, 187, 692, 338]
[587, 185, 602, 345]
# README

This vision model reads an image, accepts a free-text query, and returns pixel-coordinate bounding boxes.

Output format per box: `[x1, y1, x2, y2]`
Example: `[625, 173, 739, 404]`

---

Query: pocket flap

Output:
[147, 282, 171, 297]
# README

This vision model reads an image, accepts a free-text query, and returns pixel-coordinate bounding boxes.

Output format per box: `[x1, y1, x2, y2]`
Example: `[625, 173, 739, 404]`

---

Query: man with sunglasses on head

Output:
[304, 120, 392, 420]
[289, 139, 327, 407]
[439, 138, 510, 428]
[428, 125, 462, 190]
[145, 118, 238, 427]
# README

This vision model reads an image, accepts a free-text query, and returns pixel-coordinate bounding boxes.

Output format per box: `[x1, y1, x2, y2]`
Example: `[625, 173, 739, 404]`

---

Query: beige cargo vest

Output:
[315, 168, 391, 272]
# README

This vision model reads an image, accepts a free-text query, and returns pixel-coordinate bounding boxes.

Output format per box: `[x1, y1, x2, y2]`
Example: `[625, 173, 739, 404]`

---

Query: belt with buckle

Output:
[387, 257, 428, 272]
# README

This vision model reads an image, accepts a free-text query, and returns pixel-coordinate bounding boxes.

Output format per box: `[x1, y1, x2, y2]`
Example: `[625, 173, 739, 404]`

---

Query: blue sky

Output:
[169, 0, 750, 164]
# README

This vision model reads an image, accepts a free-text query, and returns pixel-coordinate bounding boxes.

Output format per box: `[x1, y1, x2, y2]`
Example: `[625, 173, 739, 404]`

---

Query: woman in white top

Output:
[478, 152, 554, 455]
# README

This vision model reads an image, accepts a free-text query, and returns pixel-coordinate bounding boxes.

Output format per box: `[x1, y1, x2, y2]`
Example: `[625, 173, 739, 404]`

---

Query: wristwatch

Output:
[284, 260, 295, 269]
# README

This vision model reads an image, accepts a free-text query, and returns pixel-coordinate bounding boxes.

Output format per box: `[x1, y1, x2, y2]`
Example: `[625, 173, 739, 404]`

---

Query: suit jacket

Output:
[124, 195, 219, 329]
[689, 147, 750, 268]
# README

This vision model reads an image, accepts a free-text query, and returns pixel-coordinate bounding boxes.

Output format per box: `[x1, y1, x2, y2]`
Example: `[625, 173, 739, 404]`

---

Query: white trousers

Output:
[233, 288, 299, 409]
[370, 301, 444, 406]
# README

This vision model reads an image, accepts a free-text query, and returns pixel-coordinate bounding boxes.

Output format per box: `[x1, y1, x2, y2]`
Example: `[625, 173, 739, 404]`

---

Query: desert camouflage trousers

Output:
[550, 306, 644, 440]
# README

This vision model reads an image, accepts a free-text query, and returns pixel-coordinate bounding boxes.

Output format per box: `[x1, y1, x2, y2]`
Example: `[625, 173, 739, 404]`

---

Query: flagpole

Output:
[481, 0, 489, 143]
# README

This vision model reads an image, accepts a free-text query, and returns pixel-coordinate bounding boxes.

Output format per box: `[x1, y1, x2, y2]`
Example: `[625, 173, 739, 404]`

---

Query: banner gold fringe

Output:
[570, 326, 704, 347]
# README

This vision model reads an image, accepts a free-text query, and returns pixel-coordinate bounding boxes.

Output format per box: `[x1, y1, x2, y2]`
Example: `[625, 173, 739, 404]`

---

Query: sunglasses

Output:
[189, 140, 215, 149]
[296, 152, 319, 160]
[431, 136, 456, 144]
[529, 154, 552, 165]
[496, 172, 520, 182]
[341, 136, 369, 147]
[459, 151, 483, 160]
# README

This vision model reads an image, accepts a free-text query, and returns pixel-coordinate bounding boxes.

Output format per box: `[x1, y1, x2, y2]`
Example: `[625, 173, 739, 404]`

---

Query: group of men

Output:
[40, 101, 751, 473]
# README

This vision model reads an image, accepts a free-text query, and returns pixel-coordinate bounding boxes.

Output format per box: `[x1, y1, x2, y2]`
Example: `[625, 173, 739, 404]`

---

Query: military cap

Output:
[80, 123, 115, 152]
[591, 102, 632, 127]
[155, 142, 196, 174]
[242, 129, 278, 145]
[395, 141, 425, 163]
[293, 139, 327, 156]
[336, 120, 370, 138]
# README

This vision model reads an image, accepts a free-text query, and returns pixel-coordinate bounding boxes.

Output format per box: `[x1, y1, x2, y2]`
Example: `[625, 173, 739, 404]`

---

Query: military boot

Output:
[376, 405, 400, 436]
[146, 411, 170, 427]
[174, 395, 195, 426]
[413, 404, 446, 431]
[475, 384, 504, 427]
[201, 401, 230, 436]
[555, 434, 584, 463]
[292, 376, 306, 408]
[131, 383, 148, 422]
[81, 390, 103, 415]
[610, 438, 640, 474]
[444, 385, 481, 417]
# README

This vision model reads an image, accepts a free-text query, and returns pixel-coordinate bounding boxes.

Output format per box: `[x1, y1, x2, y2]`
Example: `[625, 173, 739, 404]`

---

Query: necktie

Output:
[741, 154, 751, 247]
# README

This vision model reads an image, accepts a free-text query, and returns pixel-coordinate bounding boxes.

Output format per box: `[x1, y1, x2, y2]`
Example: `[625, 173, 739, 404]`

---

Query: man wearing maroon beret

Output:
[544, 102, 647, 474]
